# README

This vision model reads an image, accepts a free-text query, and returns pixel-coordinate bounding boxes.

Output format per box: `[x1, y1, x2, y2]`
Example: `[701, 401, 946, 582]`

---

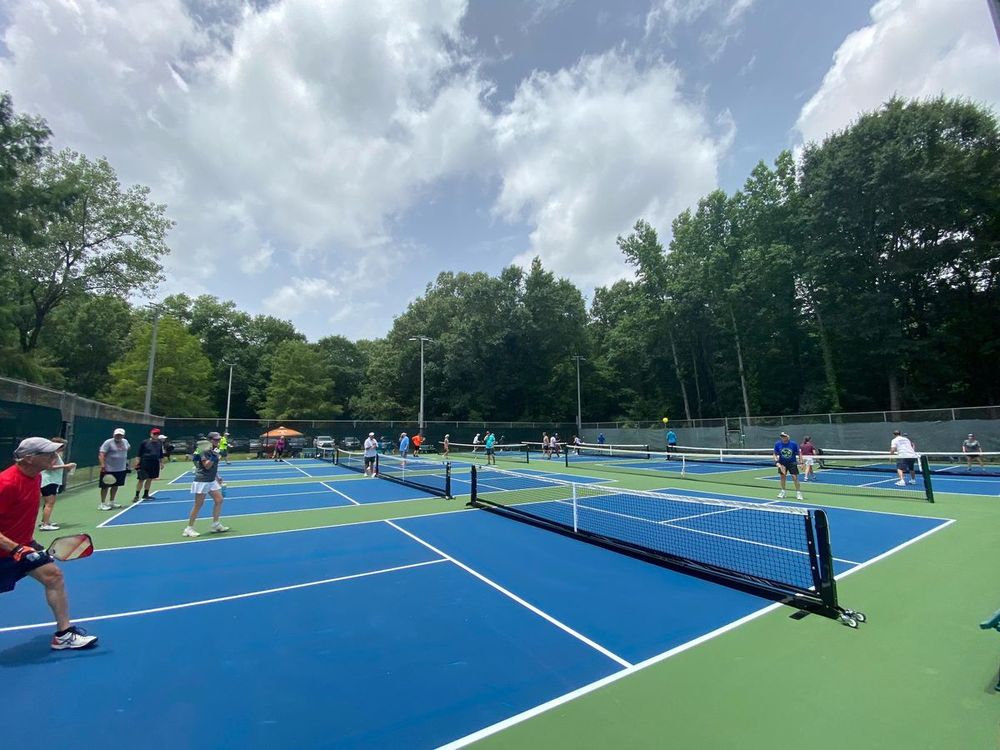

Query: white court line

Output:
[0, 558, 448, 633]
[281, 458, 318, 479]
[108, 489, 335, 508]
[95, 492, 454, 530]
[437, 514, 957, 749]
[384, 520, 632, 669]
[321, 481, 361, 506]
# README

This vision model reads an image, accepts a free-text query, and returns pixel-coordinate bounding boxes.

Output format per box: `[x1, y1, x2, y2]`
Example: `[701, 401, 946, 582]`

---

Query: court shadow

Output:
[0, 635, 107, 667]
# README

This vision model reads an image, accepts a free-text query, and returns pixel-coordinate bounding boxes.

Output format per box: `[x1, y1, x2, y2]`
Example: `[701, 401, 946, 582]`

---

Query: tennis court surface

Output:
[0, 477, 950, 748]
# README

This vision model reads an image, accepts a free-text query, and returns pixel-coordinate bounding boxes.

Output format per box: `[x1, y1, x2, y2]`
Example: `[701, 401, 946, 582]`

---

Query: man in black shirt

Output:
[133, 428, 165, 503]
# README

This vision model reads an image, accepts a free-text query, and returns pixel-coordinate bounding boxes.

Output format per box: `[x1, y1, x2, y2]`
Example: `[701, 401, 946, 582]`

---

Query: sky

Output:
[1, 0, 998, 342]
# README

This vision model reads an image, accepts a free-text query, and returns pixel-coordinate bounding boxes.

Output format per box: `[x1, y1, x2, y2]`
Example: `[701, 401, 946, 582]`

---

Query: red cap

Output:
[151, 428, 161, 434]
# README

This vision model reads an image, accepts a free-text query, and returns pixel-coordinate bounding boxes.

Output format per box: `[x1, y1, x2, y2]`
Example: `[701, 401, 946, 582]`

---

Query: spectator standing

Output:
[363, 433, 378, 477]
[98, 428, 131, 510]
[889, 430, 918, 486]
[39, 438, 76, 531]
[273, 435, 287, 462]
[183, 432, 229, 538]
[133, 428, 165, 503]
[1, 437, 98, 649]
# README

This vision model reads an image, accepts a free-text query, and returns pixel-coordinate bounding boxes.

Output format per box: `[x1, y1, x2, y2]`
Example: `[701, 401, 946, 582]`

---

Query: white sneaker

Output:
[777, 490, 786, 499]
[211, 522, 230, 533]
[907, 479, 916, 485]
[38, 522, 60, 531]
[182, 526, 200, 538]
[51, 626, 98, 650]
[109, 502, 123, 509]
[894, 480, 906, 486]
[796, 492, 804, 501]
[98, 503, 113, 511]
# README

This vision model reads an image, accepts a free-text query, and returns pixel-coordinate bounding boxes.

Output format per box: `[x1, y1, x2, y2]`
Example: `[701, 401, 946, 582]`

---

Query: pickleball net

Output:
[468, 464, 864, 625]
[441, 441, 530, 463]
[332, 448, 452, 498]
[565, 446, 934, 502]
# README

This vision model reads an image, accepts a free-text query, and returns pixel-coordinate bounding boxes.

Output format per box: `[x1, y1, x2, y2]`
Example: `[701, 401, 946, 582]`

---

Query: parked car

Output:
[313, 435, 335, 450]
[169, 440, 190, 454]
[341, 437, 361, 450]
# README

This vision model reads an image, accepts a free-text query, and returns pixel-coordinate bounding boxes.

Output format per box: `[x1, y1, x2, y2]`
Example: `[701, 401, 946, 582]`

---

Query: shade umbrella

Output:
[260, 426, 303, 438]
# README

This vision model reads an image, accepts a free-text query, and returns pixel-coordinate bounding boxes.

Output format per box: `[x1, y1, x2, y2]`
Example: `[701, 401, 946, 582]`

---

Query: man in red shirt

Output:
[0, 437, 98, 650]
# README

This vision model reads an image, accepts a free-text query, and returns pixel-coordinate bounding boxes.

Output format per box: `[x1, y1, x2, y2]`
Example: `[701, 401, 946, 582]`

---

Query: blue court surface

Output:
[0, 498, 951, 749]
[100, 478, 443, 527]
[169, 457, 354, 484]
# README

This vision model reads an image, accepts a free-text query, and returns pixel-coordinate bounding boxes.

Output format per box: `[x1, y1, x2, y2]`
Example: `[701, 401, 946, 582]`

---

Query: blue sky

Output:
[1, 0, 997, 341]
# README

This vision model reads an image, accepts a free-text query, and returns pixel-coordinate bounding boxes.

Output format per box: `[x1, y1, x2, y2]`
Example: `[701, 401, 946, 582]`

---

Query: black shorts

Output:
[896, 458, 916, 471]
[41, 483, 61, 498]
[0, 545, 52, 593]
[778, 461, 799, 476]
[100, 470, 127, 487]
[364, 456, 377, 469]
[137, 460, 161, 480]
[485, 447, 494, 455]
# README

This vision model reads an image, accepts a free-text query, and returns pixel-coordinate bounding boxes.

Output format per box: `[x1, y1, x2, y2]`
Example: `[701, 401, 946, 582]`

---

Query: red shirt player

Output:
[0, 437, 98, 650]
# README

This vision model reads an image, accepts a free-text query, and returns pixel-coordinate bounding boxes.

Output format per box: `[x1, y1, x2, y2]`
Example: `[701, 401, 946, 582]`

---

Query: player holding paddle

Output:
[182, 431, 230, 538]
[773, 431, 804, 501]
[0, 437, 98, 650]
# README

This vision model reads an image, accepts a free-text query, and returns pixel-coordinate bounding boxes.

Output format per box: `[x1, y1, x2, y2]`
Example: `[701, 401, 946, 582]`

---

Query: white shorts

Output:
[803, 457, 815, 466]
[191, 480, 222, 495]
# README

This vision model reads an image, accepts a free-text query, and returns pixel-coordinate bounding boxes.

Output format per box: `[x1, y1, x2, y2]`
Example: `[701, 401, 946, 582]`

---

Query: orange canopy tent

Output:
[260, 426, 303, 438]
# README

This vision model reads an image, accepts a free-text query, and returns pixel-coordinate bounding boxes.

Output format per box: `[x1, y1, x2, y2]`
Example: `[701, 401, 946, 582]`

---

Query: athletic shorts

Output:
[41, 482, 61, 498]
[896, 458, 916, 472]
[137, 460, 161, 481]
[485, 447, 494, 456]
[191, 480, 223, 495]
[364, 456, 377, 469]
[802, 456, 815, 467]
[778, 461, 799, 476]
[100, 470, 127, 487]
[0, 545, 52, 593]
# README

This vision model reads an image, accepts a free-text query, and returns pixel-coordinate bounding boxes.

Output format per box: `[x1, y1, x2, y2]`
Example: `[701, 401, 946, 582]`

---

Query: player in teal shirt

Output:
[484, 431, 497, 465]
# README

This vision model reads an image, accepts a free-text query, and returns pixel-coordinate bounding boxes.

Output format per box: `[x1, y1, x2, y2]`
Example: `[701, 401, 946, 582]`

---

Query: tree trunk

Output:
[888, 371, 901, 412]
[691, 348, 703, 419]
[668, 328, 692, 421]
[728, 305, 752, 420]
[813, 303, 842, 411]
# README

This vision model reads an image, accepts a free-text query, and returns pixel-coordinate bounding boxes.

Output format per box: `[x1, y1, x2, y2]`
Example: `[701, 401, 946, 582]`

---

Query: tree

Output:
[37, 294, 135, 397]
[261, 340, 342, 420]
[102, 317, 214, 416]
[6, 149, 172, 353]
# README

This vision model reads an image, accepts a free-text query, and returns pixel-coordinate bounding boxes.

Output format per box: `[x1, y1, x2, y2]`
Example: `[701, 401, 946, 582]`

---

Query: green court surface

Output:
[35, 455, 1000, 749]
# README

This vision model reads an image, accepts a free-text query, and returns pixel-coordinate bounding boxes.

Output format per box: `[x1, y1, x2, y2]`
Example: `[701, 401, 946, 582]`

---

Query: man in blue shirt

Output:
[484, 431, 496, 465]
[399, 432, 411, 458]
[773, 432, 803, 501]
[597, 433, 606, 445]
[666, 429, 677, 459]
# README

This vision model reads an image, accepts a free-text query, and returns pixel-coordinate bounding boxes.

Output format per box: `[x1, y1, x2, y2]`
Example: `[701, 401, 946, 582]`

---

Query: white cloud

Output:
[644, 0, 755, 56]
[796, 0, 1000, 146]
[493, 50, 732, 290]
[263, 277, 340, 317]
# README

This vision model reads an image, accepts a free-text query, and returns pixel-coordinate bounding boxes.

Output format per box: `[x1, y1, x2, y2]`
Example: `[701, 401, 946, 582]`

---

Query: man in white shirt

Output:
[363, 432, 378, 477]
[889, 430, 918, 486]
[98, 428, 131, 510]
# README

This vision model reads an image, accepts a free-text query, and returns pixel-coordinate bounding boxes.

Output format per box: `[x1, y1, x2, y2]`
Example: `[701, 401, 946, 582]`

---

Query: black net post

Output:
[919, 455, 935, 503]
[467, 465, 479, 506]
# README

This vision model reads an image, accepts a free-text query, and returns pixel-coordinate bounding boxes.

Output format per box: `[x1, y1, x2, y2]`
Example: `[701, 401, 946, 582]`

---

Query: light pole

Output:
[143, 307, 161, 415]
[408, 336, 433, 430]
[572, 355, 585, 436]
[223, 361, 235, 434]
